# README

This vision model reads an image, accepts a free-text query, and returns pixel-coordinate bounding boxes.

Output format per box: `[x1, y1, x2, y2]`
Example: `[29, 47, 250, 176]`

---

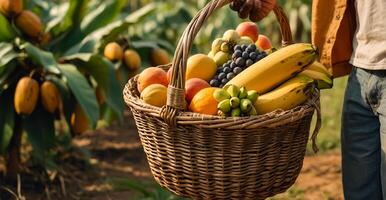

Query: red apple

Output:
[236, 22, 259, 42]
[256, 34, 272, 50]
[185, 78, 210, 103]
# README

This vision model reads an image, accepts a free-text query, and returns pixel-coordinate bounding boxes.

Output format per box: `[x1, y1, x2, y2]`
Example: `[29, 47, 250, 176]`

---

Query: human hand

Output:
[230, 0, 276, 22]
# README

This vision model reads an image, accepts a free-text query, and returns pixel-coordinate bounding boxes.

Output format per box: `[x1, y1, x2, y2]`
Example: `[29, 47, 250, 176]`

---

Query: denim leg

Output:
[341, 67, 383, 200]
[375, 77, 386, 200]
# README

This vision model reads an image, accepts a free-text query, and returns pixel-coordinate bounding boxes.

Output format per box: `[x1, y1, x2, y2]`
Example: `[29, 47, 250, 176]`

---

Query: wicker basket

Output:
[124, 0, 321, 199]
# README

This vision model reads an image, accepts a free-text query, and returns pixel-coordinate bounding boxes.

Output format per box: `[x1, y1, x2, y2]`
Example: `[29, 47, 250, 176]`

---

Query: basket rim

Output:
[123, 70, 319, 130]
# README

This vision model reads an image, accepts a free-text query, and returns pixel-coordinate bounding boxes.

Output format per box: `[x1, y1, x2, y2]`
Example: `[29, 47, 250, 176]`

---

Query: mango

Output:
[15, 11, 43, 38]
[14, 77, 39, 115]
[40, 81, 60, 113]
[186, 54, 217, 82]
[123, 49, 141, 71]
[71, 104, 89, 135]
[151, 48, 170, 66]
[104, 42, 123, 62]
[140, 84, 167, 107]
[137, 67, 168, 93]
[0, 0, 22, 17]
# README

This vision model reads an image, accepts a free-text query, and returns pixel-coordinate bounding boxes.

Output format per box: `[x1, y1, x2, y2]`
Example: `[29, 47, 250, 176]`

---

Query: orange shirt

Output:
[312, 0, 356, 77]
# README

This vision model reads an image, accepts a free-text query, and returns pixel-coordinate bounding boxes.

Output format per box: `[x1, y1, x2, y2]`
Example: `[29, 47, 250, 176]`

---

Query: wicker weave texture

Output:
[124, 76, 318, 199]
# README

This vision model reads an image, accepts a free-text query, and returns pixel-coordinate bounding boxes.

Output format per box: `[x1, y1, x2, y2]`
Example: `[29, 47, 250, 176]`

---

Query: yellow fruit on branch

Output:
[71, 104, 89, 135]
[40, 81, 60, 113]
[104, 42, 123, 62]
[15, 10, 43, 38]
[123, 50, 141, 71]
[0, 0, 22, 17]
[14, 77, 39, 115]
[150, 48, 170, 66]
[140, 84, 167, 107]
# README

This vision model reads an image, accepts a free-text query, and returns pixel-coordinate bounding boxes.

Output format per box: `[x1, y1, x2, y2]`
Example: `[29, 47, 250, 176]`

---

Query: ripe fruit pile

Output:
[135, 22, 333, 117]
[210, 44, 267, 87]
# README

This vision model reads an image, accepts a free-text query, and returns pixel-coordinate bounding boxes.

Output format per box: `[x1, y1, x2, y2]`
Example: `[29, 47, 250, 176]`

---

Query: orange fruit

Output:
[137, 67, 168, 93]
[256, 35, 272, 50]
[236, 22, 259, 42]
[189, 87, 218, 115]
[104, 42, 123, 62]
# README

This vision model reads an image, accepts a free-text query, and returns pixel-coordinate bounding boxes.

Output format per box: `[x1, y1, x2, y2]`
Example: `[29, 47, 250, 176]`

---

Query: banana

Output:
[299, 70, 333, 89]
[304, 61, 332, 78]
[254, 75, 315, 115]
[226, 43, 317, 94]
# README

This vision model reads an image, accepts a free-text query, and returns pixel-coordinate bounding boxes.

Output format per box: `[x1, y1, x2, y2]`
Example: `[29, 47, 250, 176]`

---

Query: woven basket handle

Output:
[310, 91, 322, 153]
[161, 0, 293, 125]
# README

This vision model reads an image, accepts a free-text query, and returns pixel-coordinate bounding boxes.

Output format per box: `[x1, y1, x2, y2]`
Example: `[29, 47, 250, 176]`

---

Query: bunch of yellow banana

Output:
[222, 43, 333, 115]
[253, 61, 333, 115]
[300, 61, 333, 90]
[254, 75, 315, 114]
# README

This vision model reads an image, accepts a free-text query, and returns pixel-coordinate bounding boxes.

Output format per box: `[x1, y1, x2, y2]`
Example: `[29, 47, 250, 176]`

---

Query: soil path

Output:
[1, 112, 343, 200]
[78, 112, 344, 200]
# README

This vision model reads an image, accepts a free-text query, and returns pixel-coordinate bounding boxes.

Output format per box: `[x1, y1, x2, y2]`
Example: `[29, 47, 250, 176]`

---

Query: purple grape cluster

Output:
[209, 44, 267, 88]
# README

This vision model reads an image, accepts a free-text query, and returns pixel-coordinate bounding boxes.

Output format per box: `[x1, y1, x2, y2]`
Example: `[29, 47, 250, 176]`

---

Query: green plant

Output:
[0, 0, 175, 178]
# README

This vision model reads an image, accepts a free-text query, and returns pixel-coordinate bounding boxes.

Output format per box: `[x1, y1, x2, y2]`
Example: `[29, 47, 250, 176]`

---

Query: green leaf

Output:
[62, 1, 157, 56]
[0, 13, 15, 42]
[54, 0, 126, 53]
[0, 88, 15, 154]
[0, 43, 18, 70]
[57, 64, 99, 128]
[49, 0, 90, 38]
[62, 54, 123, 122]
[0, 43, 19, 86]
[24, 105, 56, 153]
[80, 0, 126, 35]
[21, 43, 61, 74]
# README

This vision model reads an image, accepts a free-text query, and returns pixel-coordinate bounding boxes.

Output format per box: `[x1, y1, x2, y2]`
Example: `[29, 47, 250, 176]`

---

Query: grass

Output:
[268, 186, 306, 200]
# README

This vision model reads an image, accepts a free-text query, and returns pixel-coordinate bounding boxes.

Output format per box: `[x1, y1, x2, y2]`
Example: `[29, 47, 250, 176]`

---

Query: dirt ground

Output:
[0, 112, 343, 200]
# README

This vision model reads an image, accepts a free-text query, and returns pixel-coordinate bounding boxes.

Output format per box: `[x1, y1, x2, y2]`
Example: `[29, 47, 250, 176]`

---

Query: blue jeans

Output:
[342, 67, 386, 200]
